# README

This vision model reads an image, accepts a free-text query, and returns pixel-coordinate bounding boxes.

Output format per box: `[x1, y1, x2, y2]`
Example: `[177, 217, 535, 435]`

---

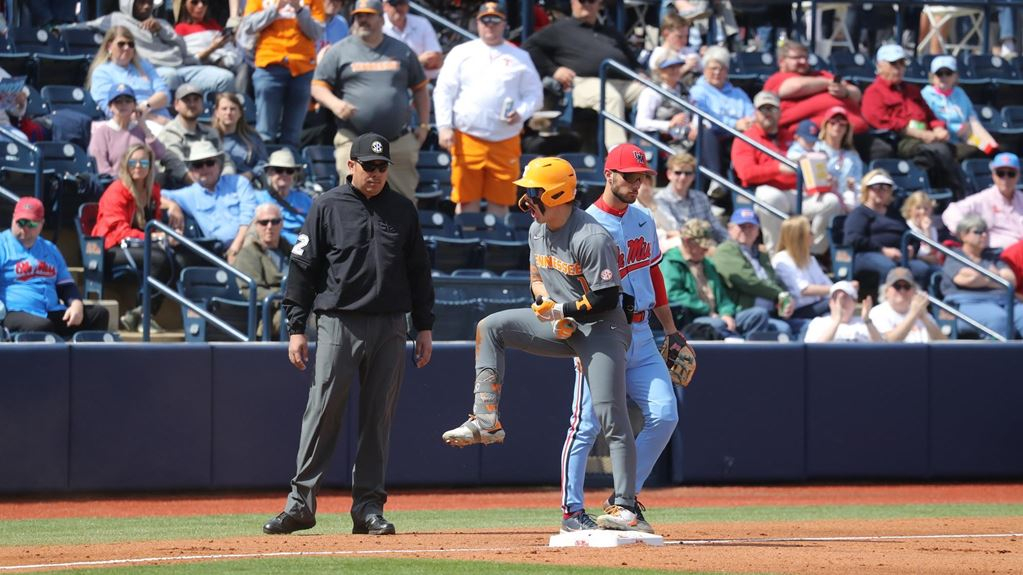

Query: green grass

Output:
[30, 557, 743, 575]
[3, 503, 1021, 548]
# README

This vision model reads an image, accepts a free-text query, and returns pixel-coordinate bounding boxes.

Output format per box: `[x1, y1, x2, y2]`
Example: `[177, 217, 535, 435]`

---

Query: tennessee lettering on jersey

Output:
[14, 259, 57, 281]
[616, 236, 652, 278]
[534, 253, 583, 276]
[351, 60, 401, 72]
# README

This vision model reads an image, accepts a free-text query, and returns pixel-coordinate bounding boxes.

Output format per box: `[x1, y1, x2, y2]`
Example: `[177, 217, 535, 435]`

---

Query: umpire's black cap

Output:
[350, 133, 393, 163]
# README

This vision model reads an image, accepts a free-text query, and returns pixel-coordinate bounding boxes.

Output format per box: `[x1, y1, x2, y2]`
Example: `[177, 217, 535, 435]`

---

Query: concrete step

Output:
[117, 330, 186, 343]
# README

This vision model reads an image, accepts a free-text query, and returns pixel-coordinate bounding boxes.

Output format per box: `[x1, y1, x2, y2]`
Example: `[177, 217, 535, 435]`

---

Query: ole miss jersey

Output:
[586, 200, 661, 312]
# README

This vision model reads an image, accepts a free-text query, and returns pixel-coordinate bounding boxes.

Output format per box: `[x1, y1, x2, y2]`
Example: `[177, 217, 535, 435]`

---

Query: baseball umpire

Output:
[441, 156, 640, 530]
[560, 143, 695, 534]
[263, 132, 435, 536]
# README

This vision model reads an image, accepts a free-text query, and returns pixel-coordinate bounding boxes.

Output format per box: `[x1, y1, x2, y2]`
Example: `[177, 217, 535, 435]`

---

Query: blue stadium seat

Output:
[32, 54, 90, 89]
[301, 145, 339, 192]
[40, 85, 104, 120]
[504, 211, 533, 241]
[60, 28, 104, 57]
[829, 213, 853, 281]
[558, 152, 605, 189]
[178, 267, 256, 342]
[12, 331, 63, 343]
[961, 158, 993, 195]
[416, 150, 452, 205]
[829, 52, 875, 88]
[419, 209, 459, 239]
[71, 330, 123, 343]
[501, 269, 530, 279]
[0, 53, 33, 86]
[481, 239, 530, 275]
[960, 54, 1023, 108]
[451, 268, 497, 278]
[729, 51, 775, 93]
[429, 236, 482, 273]
[454, 212, 513, 240]
[23, 85, 52, 118]
[868, 158, 951, 204]
[75, 202, 133, 300]
[11, 28, 64, 55]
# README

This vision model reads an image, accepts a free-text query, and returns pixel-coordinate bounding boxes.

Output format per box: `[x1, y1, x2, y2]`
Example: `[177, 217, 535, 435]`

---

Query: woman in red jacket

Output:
[91, 144, 172, 333]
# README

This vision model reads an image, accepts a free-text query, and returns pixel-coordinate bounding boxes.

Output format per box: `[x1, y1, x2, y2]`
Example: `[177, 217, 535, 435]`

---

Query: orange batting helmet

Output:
[514, 157, 577, 211]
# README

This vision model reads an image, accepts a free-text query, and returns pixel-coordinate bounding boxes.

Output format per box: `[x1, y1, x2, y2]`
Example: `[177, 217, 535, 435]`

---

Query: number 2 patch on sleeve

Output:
[292, 234, 310, 256]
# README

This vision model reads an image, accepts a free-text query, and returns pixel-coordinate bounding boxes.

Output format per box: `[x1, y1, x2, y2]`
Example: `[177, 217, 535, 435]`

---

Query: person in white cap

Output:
[254, 148, 314, 245]
[942, 152, 1023, 250]
[861, 43, 965, 198]
[803, 280, 882, 343]
[158, 83, 236, 188]
[920, 55, 998, 161]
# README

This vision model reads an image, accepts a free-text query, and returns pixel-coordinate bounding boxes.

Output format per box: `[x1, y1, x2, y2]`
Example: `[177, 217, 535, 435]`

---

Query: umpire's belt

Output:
[631, 310, 646, 323]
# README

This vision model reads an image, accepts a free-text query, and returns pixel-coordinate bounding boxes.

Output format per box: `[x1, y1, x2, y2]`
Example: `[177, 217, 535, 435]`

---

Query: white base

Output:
[548, 529, 664, 548]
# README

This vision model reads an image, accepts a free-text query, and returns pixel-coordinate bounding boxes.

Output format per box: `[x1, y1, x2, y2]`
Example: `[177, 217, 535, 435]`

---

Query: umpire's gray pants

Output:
[475, 307, 637, 507]
[286, 311, 408, 522]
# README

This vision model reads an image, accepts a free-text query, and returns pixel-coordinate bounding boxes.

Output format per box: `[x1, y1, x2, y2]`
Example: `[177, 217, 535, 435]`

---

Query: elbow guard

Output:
[563, 287, 620, 320]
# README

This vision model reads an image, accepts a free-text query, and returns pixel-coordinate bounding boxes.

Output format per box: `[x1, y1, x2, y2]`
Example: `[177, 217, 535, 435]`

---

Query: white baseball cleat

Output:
[596, 504, 640, 531]
[442, 415, 505, 447]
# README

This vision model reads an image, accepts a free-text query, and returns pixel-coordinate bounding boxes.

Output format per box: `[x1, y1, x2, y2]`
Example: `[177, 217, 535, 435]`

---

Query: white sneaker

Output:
[596, 504, 640, 531]
[441, 415, 505, 447]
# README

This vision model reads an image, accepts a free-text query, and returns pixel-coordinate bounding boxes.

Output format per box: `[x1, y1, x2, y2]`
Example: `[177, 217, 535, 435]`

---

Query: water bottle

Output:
[777, 30, 788, 50]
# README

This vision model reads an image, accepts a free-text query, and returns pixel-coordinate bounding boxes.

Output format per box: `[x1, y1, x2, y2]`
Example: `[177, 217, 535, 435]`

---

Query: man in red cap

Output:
[0, 197, 109, 337]
[553, 143, 689, 534]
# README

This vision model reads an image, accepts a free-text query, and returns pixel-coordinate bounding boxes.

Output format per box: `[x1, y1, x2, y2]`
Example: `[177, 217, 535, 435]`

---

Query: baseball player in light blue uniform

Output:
[560, 144, 682, 534]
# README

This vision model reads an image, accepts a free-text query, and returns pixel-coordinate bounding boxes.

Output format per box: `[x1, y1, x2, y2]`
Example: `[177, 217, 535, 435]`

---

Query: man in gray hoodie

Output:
[77, 0, 234, 95]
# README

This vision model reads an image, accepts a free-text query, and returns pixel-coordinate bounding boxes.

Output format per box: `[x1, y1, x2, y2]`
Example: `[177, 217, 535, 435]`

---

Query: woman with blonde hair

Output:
[91, 144, 173, 332]
[771, 215, 832, 320]
[87, 26, 171, 125]
[814, 106, 863, 210]
[212, 92, 268, 182]
[900, 190, 942, 266]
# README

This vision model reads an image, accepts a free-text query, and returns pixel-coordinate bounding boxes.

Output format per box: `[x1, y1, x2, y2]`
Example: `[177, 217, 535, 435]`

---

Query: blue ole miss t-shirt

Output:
[0, 229, 74, 317]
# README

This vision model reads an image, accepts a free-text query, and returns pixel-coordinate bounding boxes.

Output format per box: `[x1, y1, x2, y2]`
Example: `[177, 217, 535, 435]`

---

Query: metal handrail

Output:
[0, 126, 44, 200]
[408, 1, 477, 42]
[597, 59, 805, 212]
[142, 221, 258, 342]
[900, 229, 1014, 340]
[0, 185, 19, 205]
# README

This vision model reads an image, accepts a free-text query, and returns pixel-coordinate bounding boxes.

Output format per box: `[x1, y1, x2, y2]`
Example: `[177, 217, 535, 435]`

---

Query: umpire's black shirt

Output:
[284, 180, 435, 334]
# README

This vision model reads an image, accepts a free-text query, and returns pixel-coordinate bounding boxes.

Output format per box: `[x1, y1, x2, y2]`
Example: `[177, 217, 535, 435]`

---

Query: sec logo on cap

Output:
[371, 141, 383, 153]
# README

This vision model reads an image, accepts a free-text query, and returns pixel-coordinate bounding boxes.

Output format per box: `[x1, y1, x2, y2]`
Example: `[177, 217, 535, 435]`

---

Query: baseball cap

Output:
[829, 280, 858, 299]
[883, 267, 916, 289]
[930, 55, 957, 74]
[174, 83, 202, 101]
[864, 171, 896, 188]
[679, 219, 715, 248]
[186, 140, 223, 163]
[351, 0, 383, 15]
[477, 1, 505, 18]
[990, 152, 1020, 171]
[350, 132, 393, 163]
[604, 143, 655, 174]
[876, 44, 908, 64]
[12, 196, 44, 222]
[753, 91, 780, 110]
[107, 83, 136, 103]
[795, 119, 819, 144]
[729, 207, 759, 226]
[821, 105, 849, 125]
[656, 53, 685, 70]
[267, 148, 301, 170]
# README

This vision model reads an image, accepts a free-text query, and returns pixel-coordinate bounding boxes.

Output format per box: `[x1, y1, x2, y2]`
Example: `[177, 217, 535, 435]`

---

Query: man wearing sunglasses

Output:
[433, 1, 543, 217]
[654, 152, 728, 245]
[254, 149, 313, 246]
[265, 132, 433, 537]
[867, 267, 946, 342]
[160, 140, 258, 263]
[943, 152, 1023, 250]
[233, 203, 292, 338]
[0, 197, 110, 337]
[158, 84, 236, 189]
[443, 156, 642, 532]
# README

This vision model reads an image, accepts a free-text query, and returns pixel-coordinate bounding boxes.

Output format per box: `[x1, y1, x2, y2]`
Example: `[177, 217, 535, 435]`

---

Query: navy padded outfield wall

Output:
[1, 343, 1022, 493]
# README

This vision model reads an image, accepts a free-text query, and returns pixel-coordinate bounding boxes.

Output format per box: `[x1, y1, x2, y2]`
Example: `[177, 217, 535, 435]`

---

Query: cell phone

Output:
[832, 73, 843, 83]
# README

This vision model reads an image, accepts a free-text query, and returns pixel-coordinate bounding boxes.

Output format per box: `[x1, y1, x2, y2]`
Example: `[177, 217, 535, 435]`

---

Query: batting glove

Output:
[531, 296, 565, 322]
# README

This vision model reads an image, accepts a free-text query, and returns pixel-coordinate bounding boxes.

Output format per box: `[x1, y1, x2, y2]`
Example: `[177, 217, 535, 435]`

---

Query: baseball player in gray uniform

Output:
[442, 156, 641, 530]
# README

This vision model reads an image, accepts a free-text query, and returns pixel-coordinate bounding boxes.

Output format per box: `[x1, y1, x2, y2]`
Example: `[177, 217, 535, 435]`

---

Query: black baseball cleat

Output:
[263, 510, 316, 535]
[352, 514, 396, 535]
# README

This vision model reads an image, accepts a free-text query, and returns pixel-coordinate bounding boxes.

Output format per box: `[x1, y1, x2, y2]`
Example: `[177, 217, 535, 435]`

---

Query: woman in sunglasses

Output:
[91, 143, 173, 332]
[254, 149, 313, 245]
[920, 55, 999, 162]
[86, 26, 171, 126]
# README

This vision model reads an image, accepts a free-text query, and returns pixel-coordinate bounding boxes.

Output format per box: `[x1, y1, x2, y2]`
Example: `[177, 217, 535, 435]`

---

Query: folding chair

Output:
[800, 2, 854, 58]
[918, 6, 985, 56]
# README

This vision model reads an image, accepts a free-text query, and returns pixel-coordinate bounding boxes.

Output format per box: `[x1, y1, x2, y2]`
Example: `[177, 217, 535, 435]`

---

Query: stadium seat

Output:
[11, 28, 64, 55]
[450, 268, 497, 278]
[40, 85, 105, 120]
[829, 51, 875, 88]
[71, 331, 123, 343]
[828, 214, 853, 281]
[504, 211, 533, 241]
[454, 212, 513, 240]
[0, 53, 33, 85]
[961, 158, 994, 195]
[301, 145, 340, 192]
[729, 51, 775, 94]
[60, 28, 104, 57]
[868, 158, 951, 204]
[431, 298, 483, 341]
[11, 331, 63, 343]
[178, 267, 257, 342]
[959, 54, 1023, 108]
[32, 54, 90, 89]
[481, 239, 530, 275]
[429, 236, 482, 273]
[419, 209, 459, 239]
[558, 152, 605, 189]
[23, 85, 52, 118]
[37, 141, 101, 228]
[416, 150, 452, 205]
[75, 202, 132, 300]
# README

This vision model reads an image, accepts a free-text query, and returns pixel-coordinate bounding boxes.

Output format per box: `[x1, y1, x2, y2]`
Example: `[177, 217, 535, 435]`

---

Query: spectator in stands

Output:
[89, 83, 166, 177]
[920, 56, 998, 162]
[660, 219, 770, 339]
[941, 213, 1023, 339]
[654, 152, 727, 244]
[79, 0, 235, 95]
[91, 144, 172, 332]
[318, 0, 350, 58]
[254, 149, 313, 245]
[382, 0, 443, 81]
[312, 0, 430, 202]
[1000, 238, 1023, 302]
[234, 203, 292, 339]
[771, 215, 832, 321]
[240, 0, 324, 151]
[86, 26, 172, 124]
[0, 197, 110, 337]
[763, 39, 868, 134]
[160, 140, 258, 263]
[803, 280, 882, 342]
[157, 83, 236, 189]
[175, 0, 249, 94]
[861, 44, 966, 199]
[901, 190, 942, 267]
[997, 7, 1018, 59]
[212, 92, 268, 183]
[869, 267, 946, 342]
[845, 169, 935, 295]
[637, 171, 678, 250]
[635, 52, 694, 151]
[433, 2, 543, 217]
[710, 208, 794, 337]
[942, 152, 1023, 250]
[647, 12, 700, 83]
[733, 90, 842, 254]
[813, 106, 864, 211]
[523, 0, 642, 150]
[687, 45, 754, 187]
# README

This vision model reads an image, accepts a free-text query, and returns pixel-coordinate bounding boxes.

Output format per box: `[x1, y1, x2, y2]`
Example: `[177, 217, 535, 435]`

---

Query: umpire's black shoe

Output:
[352, 514, 396, 535]
[263, 510, 316, 535]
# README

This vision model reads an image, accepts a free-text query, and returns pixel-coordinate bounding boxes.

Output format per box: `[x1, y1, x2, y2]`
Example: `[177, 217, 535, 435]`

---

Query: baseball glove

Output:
[660, 332, 696, 387]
